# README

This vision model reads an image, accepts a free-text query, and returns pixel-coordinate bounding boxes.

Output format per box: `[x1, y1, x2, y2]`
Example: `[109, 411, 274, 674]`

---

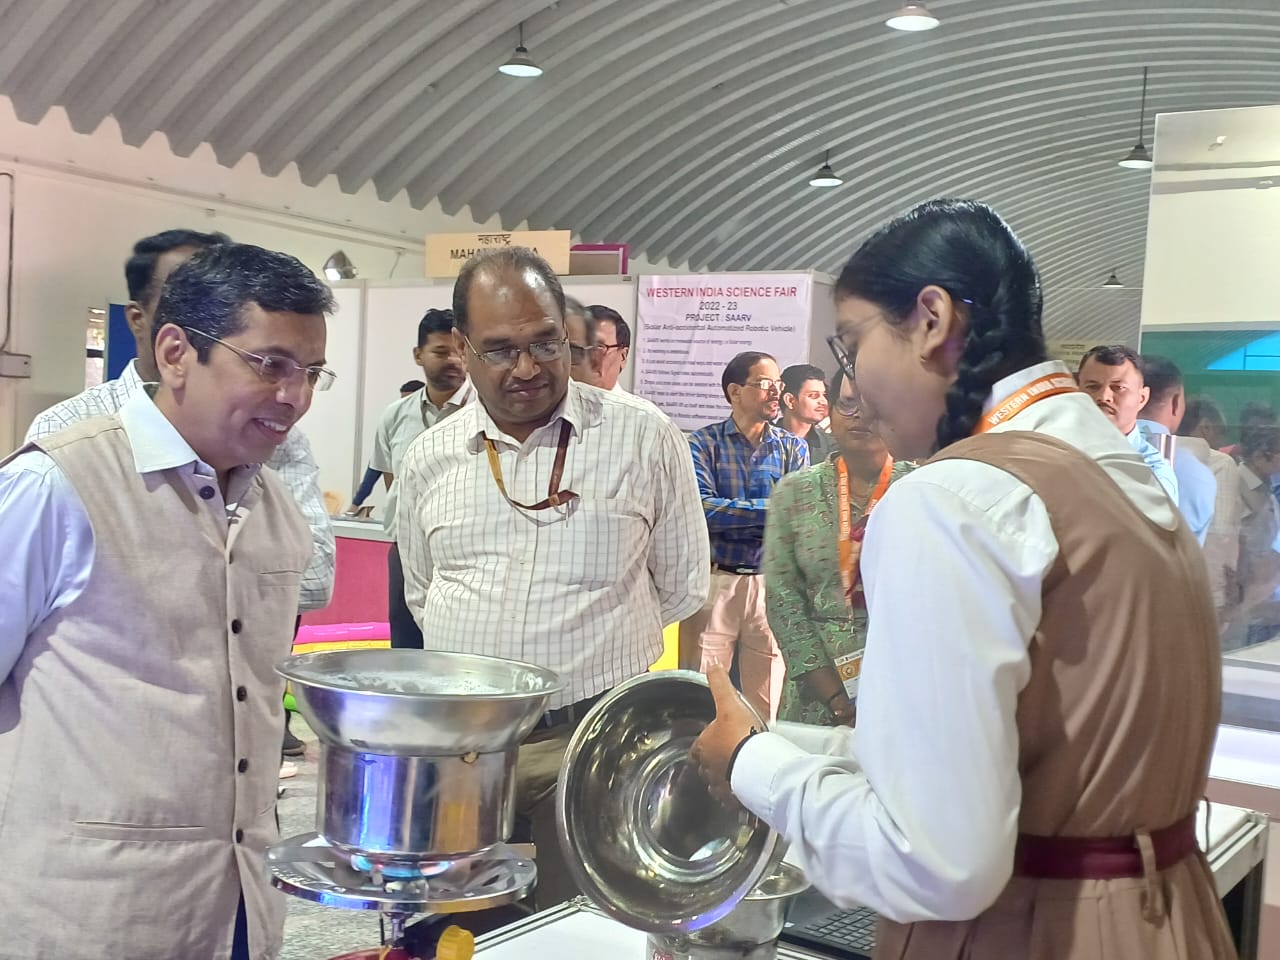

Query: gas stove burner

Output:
[341, 844, 504, 880]
[268, 833, 536, 913]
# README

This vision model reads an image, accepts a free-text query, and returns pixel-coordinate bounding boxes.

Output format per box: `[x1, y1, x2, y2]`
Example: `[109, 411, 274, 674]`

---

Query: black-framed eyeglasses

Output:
[743, 377, 783, 393]
[568, 343, 600, 366]
[827, 334, 855, 381]
[832, 394, 862, 417]
[464, 333, 568, 369]
[183, 327, 336, 391]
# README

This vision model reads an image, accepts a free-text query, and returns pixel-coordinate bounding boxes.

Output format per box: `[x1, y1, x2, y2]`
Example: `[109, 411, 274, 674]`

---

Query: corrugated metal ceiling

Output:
[1, 0, 1278, 341]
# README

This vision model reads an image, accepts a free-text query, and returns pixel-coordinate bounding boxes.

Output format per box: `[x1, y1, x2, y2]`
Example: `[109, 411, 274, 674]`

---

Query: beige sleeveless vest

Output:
[0, 414, 310, 960]
[875, 432, 1236, 960]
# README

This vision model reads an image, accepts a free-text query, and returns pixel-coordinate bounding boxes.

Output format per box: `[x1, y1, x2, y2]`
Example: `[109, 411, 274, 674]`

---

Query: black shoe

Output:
[282, 712, 305, 757]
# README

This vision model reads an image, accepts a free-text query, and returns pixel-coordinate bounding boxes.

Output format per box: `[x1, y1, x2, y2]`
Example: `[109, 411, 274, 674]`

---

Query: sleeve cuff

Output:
[729, 731, 812, 825]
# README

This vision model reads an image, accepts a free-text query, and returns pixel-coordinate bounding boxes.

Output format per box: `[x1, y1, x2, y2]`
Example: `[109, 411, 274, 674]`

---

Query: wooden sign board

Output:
[1047, 340, 1092, 372]
[425, 230, 572, 278]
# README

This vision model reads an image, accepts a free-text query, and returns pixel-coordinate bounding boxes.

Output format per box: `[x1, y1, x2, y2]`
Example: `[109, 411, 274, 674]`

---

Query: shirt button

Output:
[235, 829, 244, 844]
[199, 486, 216, 500]
[237, 758, 249, 773]
[231, 619, 243, 634]
[235, 686, 248, 701]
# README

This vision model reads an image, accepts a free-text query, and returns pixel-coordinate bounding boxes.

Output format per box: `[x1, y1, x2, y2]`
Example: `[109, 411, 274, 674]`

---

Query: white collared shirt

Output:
[1, 388, 264, 681]
[25, 360, 335, 609]
[731, 361, 1179, 923]
[369, 380, 474, 539]
[396, 380, 710, 709]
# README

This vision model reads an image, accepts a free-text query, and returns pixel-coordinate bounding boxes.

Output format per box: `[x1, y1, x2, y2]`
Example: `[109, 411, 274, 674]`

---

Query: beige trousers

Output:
[679, 570, 784, 722]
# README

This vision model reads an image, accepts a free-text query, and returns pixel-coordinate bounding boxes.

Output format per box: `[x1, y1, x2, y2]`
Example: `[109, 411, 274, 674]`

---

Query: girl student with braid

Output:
[692, 199, 1234, 960]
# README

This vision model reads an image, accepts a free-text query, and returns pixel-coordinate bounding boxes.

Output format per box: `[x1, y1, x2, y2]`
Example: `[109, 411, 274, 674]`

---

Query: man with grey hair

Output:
[396, 246, 708, 906]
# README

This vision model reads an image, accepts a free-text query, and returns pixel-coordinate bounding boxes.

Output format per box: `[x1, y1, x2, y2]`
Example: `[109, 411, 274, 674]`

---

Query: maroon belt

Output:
[1013, 813, 1198, 880]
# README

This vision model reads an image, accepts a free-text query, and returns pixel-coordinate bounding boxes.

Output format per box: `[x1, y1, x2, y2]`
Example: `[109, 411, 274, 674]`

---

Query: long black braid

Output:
[835, 199, 1047, 453]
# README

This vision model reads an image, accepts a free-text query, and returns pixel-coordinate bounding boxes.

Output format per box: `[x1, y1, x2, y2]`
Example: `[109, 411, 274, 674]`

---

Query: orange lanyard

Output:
[836, 454, 894, 602]
[973, 373, 1078, 435]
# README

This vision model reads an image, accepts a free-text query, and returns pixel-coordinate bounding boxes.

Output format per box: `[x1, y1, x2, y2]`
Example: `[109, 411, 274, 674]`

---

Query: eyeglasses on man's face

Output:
[464, 333, 568, 370]
[183, 327, 336, 391]
[743, 377, 783, 394]
[568, 342, 600, 367]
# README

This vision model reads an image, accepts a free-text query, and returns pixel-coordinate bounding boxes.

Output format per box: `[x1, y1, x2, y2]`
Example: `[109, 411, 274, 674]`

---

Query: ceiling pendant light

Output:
[886, 3, 940, 31]
[1118, 67, 1154, 170]
[1102, 270, 1124, 289]
[809, 150, 843, 187]
[323, 251, 357, 282]
[499, 22, 543, 78]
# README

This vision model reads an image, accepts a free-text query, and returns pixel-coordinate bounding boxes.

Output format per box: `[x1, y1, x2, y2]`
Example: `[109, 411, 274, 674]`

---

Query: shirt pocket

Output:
[557, 499, 649, 590]
[256, 570, 303, 590]
[70, 820, 211, 843]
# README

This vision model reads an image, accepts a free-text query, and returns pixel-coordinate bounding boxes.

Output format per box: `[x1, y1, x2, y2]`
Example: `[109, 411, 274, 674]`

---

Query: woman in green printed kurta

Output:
[764, 368, 913, 724]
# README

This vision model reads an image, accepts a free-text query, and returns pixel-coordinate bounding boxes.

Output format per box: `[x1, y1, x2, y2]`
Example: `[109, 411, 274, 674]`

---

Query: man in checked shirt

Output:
[683, 352, 810, 721]
[24, 229, 336, 755]
[397, 246, 708, 907]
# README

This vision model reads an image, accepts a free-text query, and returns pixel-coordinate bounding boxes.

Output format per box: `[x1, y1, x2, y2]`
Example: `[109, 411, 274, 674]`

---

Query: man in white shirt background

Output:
[1136, 355, 1217, 544]
[587, 304, 631, 393]
[1077, 344, 1180, 505]
[396, 246, 708, 906]
[1179, 396, 1246, 618]
[24, 227, 336, 760]
[0, 242, 333, 959]
[367, 307, 472, 649]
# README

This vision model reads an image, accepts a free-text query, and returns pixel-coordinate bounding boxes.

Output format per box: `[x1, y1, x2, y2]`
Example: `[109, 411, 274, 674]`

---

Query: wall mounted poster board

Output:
[633, 273, 814, 430]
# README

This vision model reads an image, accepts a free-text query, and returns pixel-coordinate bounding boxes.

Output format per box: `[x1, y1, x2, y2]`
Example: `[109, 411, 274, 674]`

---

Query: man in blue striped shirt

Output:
[683, 351, 810, 720]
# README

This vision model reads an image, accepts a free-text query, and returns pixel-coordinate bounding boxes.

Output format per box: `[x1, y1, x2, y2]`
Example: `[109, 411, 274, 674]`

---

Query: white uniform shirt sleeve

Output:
[649, 419, 712, 624]
[0, 452, 95, 681]
[265, 428, 335, 611]
[731, 466, 1057, 922]
[369, 402, 398, 475]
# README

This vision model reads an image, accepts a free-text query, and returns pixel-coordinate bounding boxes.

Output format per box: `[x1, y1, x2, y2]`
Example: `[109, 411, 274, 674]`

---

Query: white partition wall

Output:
[359, 281, 454, 480]
[303, 282, 365, 503]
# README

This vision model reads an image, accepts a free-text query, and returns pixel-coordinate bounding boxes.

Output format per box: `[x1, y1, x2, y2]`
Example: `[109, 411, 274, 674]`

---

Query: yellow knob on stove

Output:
[433, 925, 474, 960]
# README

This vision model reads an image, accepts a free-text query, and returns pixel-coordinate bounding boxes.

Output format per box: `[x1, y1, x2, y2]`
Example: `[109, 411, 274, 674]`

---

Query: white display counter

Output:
[474, 799, 1268, 960]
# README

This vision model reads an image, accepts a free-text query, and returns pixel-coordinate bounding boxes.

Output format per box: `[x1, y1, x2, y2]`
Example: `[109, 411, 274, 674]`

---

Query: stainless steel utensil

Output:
[557, 670, 782, 934]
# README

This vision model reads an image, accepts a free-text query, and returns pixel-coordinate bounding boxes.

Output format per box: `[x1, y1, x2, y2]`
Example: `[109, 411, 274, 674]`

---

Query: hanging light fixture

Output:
[1102, 270, 1124, 289]
[1117, 67, 1154, 170]
[886, 3, 940, 31]
[323, 251, 357, 282]
[499, 22, 543, 78]
[809, 150, 843, 187]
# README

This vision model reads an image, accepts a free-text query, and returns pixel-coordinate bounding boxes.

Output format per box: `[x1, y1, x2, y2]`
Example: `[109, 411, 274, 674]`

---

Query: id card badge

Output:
[833, 650, 864, 700]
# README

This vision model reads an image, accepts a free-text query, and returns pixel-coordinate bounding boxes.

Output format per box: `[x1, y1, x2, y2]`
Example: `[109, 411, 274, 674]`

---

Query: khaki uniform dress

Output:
[875, 432, 1236, 960]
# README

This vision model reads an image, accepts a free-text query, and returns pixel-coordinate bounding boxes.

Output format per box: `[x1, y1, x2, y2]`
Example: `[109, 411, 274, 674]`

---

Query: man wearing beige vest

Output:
[0, 243, 335, 959]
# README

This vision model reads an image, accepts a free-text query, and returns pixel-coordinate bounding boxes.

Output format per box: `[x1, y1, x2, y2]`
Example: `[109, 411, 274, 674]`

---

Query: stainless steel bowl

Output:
[557, 670, 782, 934]
[278, 649, 564, 755]
[647, 862, 811, 959]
